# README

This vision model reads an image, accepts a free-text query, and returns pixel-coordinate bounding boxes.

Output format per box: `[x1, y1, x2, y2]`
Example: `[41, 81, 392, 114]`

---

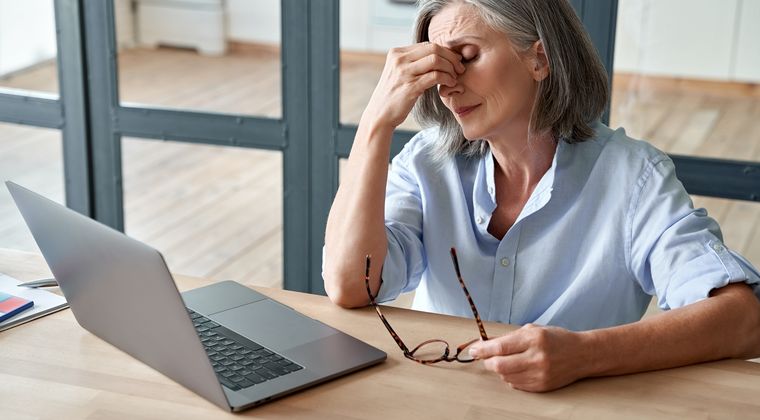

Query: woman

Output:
[323, 0, 760, 392]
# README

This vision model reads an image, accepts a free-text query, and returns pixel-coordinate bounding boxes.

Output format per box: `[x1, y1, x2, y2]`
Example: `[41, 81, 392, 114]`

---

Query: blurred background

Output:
[0, 0, 758, 304]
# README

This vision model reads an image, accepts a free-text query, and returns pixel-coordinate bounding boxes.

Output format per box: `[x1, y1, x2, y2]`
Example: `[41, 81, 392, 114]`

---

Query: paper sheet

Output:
[0, 273, 68, 332]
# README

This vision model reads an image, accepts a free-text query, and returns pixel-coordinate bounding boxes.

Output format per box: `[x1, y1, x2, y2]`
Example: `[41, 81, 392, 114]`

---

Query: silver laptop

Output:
[7, 181, 386, 412]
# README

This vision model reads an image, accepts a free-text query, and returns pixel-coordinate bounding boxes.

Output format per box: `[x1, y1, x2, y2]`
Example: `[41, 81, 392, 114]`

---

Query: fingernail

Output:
[469, 348, 478, 358]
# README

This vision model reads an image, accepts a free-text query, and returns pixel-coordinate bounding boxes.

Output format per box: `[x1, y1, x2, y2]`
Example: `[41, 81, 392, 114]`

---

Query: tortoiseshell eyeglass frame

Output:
[364, 247, 489, 364]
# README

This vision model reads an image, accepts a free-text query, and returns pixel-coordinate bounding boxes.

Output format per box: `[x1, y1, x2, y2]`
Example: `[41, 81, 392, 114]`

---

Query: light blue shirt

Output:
[374, 122, 760, 331]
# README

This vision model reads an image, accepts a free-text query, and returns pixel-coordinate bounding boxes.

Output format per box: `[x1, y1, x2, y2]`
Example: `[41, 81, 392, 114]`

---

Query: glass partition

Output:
[115, 0, 282, 118]
[340, 0, 420, 131]
[122, 137, 283, 288]
[0, 0, 58, 95]
[0, 123, 64, 252]
[611, 0, 760, 161]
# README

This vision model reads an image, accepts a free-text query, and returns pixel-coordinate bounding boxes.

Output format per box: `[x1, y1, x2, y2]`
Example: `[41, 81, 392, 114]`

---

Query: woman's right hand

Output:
[325, 43, 463, 308]
[362, 42, 466, 130]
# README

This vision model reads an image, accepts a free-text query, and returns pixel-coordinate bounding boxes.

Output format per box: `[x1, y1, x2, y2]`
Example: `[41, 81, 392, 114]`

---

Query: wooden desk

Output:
[2, 248, 760, 419]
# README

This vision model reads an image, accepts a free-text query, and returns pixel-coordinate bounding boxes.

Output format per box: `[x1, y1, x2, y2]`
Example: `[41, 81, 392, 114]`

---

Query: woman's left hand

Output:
[468, 323, 593, 392]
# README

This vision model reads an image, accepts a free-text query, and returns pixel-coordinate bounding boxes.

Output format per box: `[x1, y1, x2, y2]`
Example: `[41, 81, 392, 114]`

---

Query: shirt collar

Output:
[474, 141, 564, 230]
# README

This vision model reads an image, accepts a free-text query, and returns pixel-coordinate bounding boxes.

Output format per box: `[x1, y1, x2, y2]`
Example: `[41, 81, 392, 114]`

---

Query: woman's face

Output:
[428, 3, 544, 142]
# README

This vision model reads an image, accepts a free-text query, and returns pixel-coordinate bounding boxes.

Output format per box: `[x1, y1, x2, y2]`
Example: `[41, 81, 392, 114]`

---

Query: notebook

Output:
[0, 291, 34, 322]
[0, 273, 69, 332]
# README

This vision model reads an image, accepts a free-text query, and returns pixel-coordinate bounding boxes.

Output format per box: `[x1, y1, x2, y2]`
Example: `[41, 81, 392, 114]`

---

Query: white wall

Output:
[366, 0, 416, 51]
[733, 0, 760, 82]
[225, 0, 416, 52]
[614, 0, 760, 82]
[0, 0, 57, 77]
[226, 0, 281, 45]
[340, 0, 372, 51]
[115, 0, 136, 48]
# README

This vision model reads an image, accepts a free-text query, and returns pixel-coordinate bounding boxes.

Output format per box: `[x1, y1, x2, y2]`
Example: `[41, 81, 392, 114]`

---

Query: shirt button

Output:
[500, 257, 510, 267]
[712, 243, 725, 252]
[476, 216, 484, 224]
[487, 187, 494, 194]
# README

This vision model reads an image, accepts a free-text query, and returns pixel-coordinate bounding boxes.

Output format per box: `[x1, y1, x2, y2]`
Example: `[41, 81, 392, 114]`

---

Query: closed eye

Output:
[459, 45, 479, 64]
[462, 55, 478, 64]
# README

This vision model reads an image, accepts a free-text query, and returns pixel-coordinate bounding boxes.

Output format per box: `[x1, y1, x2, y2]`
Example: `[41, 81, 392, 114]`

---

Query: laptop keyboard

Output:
[188, 308, 303, 391]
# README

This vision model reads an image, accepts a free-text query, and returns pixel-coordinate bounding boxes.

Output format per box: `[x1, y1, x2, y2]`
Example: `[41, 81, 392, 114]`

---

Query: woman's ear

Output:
[530, 40, 549, 81]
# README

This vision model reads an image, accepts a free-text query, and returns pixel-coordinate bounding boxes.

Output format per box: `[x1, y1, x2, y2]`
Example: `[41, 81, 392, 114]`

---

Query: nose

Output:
[438, 75, 464, 98]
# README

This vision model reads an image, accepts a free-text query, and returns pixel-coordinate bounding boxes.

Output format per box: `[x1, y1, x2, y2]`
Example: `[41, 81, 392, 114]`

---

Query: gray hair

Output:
[412, 0, 610, 161]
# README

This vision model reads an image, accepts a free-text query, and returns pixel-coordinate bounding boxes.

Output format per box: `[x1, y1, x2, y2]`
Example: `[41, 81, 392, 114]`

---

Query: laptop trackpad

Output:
[209, 299, 336, 352]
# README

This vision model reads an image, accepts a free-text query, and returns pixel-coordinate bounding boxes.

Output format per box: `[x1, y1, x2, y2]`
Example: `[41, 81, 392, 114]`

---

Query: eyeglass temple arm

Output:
[449, 248, 489, 340]
[365, 255, 412, 354]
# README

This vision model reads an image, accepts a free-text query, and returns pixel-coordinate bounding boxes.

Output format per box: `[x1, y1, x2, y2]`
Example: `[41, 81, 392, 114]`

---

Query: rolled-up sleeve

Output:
[629, 157, 760, 310]
[375, 140, 427, 303]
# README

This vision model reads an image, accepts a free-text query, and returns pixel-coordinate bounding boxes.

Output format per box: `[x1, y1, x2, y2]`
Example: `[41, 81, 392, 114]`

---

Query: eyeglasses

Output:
[364, 247, 489, 364]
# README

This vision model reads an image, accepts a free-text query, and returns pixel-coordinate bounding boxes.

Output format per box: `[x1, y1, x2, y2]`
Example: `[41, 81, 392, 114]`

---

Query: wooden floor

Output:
[1, 45, 759, 297]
